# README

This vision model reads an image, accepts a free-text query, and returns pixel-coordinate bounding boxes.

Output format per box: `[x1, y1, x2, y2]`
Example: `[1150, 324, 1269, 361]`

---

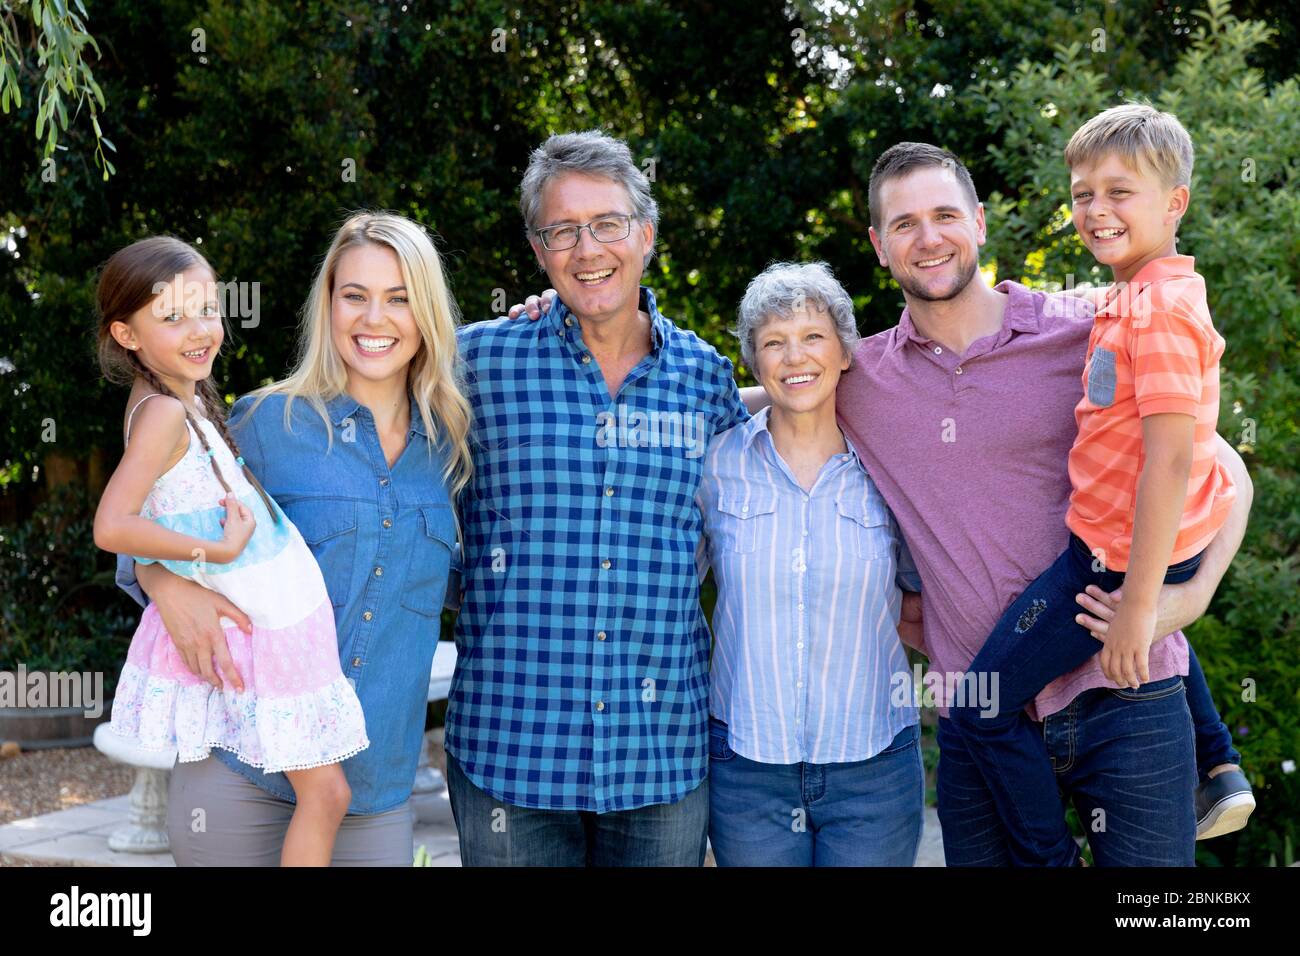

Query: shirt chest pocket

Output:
[714, 493, 779, 554]
[834, 495, 892, 560]
[399, 504, 458, 618]
[1086, 346, 1117, 407]
[290, 499, 358, 609]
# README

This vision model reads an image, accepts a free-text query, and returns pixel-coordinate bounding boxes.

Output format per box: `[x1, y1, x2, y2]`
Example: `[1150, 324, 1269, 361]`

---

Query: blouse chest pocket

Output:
[714, 493, 779, 554]
[399, 504, 458, 618]
[289, 499, 358, 609]
[835, 495, 892, 560]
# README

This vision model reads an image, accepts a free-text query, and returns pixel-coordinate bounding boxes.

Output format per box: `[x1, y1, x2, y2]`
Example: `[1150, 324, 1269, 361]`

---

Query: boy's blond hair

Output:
[1064, 102, 1194, 188]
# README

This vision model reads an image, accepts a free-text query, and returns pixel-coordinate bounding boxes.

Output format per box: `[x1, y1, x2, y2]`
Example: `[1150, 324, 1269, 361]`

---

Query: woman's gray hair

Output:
[520, 130, 660, 264]
[734, 261, 859, 370]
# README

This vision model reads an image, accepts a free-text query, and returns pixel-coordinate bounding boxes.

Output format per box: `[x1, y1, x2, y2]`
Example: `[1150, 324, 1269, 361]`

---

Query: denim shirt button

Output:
[374, 566, 383, 577]
[363, 610, 373, 621]
[379, 477, 390, 487]
[382, 517, 392, 528]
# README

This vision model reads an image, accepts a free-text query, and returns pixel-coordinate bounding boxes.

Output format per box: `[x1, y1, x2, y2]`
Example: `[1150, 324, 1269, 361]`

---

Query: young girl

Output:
[93, 236, 369, 867]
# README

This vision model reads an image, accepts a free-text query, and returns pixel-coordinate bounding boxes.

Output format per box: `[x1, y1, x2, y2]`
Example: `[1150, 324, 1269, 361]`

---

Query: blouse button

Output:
[955, 367, 964, 375]
[934, 346, 943, 354]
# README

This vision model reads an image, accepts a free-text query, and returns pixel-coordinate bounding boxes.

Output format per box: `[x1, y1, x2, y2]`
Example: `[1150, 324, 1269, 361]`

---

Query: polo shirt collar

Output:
[1096, 254, 1197, 319]
[889, 279, 1040, 353]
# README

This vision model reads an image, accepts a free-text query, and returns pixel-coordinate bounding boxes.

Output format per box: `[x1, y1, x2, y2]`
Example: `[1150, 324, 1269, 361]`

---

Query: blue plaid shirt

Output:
[446, 286, 749, 812]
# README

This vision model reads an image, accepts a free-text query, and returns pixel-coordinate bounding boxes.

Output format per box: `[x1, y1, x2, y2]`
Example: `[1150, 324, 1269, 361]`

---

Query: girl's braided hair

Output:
[95, 235, 280, 523]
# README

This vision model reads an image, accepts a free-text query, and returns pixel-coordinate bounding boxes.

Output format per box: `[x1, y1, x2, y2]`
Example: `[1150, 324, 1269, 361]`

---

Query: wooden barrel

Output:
[0, 704, 112, 750]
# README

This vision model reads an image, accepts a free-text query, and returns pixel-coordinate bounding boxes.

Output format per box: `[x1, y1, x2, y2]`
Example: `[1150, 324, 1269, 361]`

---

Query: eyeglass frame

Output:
[532, 213, 639, 252]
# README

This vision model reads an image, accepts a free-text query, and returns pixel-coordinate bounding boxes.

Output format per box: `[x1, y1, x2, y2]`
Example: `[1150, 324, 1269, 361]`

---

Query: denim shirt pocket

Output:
[835, 494, 892, 559]
[399, 504, 457, 618]
[714, 492, 779, 553]
[290, 498, 358, 609]
[1086, 346, 1118, 407]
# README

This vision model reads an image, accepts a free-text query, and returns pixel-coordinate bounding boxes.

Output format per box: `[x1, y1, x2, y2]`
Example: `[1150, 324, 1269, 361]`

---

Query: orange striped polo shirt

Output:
[1066, 255, 1236, 571]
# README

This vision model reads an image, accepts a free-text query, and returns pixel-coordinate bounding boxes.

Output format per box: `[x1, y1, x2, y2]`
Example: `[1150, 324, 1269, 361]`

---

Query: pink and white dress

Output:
[105, 393, 369, 773]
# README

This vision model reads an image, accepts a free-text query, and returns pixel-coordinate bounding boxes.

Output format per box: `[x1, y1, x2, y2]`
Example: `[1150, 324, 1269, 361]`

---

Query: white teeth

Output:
[356, 336, 396, 353]
[917, 254, 953, 268]
[783, 373, 816, 385]
[1094, 228, 1125, 239]
[182, 348, 208, 358]
[576, 268, 615, 281]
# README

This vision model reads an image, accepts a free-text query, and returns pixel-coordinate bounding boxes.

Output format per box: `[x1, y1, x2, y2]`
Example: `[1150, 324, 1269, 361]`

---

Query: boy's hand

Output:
[1096, 601, 1158, 689]
[506, 288, 557, 321]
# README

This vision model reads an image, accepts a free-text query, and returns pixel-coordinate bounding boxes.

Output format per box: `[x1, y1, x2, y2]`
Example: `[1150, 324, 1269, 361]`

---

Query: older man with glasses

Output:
[444, 130, 750, 866]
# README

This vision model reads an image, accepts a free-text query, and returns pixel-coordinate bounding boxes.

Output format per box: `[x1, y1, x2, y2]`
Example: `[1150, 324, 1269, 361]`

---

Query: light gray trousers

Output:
[165, 756, 414, 866]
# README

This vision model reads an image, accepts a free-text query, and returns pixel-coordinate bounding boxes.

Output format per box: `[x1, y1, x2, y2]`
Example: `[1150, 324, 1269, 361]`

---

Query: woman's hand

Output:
[506, 288, 557, 321]
[898, 592, 925, 652]
[137, 562, 252, 693]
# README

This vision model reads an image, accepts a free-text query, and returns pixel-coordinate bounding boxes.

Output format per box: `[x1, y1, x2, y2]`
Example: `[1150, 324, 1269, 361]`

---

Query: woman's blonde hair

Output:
[247, 211, 472, 496]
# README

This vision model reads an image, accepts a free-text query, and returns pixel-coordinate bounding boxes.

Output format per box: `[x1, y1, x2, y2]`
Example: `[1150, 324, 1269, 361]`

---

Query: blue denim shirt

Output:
[115, 390, 456, 814]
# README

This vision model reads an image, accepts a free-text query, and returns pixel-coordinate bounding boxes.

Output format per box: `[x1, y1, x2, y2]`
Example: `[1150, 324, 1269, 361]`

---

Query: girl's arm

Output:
[93, 395, 254, 565]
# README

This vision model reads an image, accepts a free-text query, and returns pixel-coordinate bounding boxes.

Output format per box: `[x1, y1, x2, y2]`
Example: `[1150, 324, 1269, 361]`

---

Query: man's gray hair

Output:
[734, 261, 859, 370]
[519, 130, 660, 261]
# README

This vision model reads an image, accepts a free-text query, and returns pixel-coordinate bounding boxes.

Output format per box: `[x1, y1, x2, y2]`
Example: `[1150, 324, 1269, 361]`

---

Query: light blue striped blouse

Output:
[697, 406, 920, 765]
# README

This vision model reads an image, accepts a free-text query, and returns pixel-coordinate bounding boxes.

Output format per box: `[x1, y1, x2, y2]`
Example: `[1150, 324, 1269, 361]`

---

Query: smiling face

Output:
[529, 171, 654, 325]
[1070, 152, 1188, 283]
[869, 165, 984, 303]
[110, 265, 223, 395]
[753, 305, 851, 416]
[330, 242, 421, 393]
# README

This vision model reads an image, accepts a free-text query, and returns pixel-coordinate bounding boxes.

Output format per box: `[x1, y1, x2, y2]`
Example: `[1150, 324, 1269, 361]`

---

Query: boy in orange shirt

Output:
[949, 103, 1252, 865]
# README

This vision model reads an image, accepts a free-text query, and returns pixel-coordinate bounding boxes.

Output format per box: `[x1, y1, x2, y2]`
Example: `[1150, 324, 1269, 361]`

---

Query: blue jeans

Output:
[445, 752, 709, 866]
[938, 674, 1197, 866]
[708, 718, 924, 866]
[949, 535, 1220, 864]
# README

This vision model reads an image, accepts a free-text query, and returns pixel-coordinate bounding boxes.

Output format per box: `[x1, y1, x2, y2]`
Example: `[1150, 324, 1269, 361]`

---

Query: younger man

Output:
[949, 103, 1253, 865]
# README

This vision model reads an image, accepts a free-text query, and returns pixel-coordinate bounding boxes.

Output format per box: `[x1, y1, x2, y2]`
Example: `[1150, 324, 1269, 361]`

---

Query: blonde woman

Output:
[116, 211, 472, 865]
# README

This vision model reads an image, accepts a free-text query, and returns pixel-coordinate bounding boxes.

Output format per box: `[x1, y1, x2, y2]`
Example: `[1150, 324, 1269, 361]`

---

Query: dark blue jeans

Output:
[948, 534, 1233, 865]
[938, 674, 1197, 866]
[445, 752, 709, 866]
[707, 718, 924, 866]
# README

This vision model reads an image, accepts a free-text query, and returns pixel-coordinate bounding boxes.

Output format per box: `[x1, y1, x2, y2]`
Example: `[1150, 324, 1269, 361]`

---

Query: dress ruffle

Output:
[109, 660, 370, 773]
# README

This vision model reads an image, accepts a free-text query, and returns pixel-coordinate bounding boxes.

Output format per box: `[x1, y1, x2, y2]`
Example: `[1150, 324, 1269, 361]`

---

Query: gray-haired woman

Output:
[697, 261, 925, 866]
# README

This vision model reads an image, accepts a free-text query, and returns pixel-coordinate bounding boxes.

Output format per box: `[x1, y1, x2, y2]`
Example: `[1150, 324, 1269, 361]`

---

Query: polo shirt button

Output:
[581, 354, 592, 364]
[955, 366, 964, 375]
[382, 518, 392, 528]
[363, 611, 373, 621]
[934, 346, 943, 354]
[597, 630, 607, 641]
[601, 559, 611, 570]
[596, 701, 605, 712]
[374, 566, 383, 577]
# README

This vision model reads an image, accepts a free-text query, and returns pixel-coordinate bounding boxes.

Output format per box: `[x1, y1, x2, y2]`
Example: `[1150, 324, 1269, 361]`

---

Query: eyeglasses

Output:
[534, 214, 635, 251]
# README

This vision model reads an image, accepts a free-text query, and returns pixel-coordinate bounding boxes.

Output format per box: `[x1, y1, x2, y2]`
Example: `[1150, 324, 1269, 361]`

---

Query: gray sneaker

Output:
[1196, 769, 1255, 840]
